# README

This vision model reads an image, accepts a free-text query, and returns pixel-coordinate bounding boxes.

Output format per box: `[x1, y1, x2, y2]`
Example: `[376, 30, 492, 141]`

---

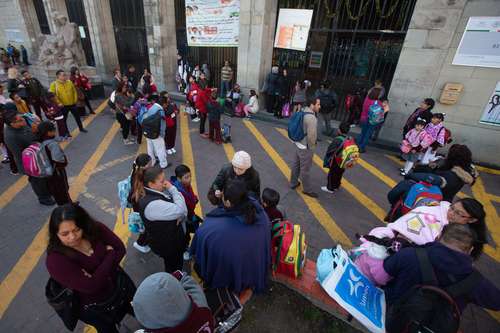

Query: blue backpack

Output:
[402, 181, 443, 214]
[136, 104, 149, 125]
[367, 101, 385, 125]
[288, 111, 311, 142]
[117, 176, 144, 233]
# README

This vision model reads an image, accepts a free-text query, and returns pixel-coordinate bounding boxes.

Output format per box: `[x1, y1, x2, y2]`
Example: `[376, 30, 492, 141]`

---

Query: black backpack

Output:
[141, 111, 161, 139]
[386, 247, 481, 333]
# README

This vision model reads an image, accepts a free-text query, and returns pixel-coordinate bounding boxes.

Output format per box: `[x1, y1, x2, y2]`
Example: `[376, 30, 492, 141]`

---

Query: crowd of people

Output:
[1, 56, 499, 332]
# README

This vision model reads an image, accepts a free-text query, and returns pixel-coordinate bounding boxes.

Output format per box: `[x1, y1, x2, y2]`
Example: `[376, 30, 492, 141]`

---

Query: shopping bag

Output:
[282, 102, 291, 118]
[320, 245, 386, 333]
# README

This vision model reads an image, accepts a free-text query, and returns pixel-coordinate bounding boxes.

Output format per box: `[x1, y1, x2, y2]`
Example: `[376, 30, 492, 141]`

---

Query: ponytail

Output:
[130, 154, 152, 204]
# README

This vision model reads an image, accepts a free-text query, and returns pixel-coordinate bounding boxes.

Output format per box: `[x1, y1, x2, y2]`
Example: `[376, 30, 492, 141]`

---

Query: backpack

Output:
[141, 109, 161, 139]
[386, 248, 481, 333]
[221, 123, 231, 143]
[438, 127, 453, 146]
[117, 177, 145, 234]
[334, 136, 360, 169]
[271, 220, 307, 279]
[402, 181, 442, 215]
[22, 142, 54, 177]
[287, 110, 311, 142]
[368, 101, 385, 125]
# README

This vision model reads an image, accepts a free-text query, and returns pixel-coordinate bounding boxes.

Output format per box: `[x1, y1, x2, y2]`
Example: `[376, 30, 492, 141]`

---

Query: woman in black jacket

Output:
[402, 98, 435, 137]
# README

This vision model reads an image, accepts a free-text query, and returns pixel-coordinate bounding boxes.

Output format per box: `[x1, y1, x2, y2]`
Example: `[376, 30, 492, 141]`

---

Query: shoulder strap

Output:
[416, 247, 438, 285]
[445, 270, 482, 299]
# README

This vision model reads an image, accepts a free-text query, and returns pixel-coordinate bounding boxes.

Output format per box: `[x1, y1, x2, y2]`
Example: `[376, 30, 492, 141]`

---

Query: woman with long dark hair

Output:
[190, 179, 271, 294]
[70, 66, 94, 115]
[46, 203, 135, 332]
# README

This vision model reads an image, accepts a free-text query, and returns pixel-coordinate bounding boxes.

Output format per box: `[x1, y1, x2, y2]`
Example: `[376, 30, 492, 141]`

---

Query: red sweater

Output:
[46, 222, 126, 307]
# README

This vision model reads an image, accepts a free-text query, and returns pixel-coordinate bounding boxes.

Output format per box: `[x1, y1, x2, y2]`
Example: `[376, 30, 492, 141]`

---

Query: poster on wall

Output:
[274, 8, 313, 51]
[185, 0, 240, 47]
[4, 29, 24, 43]
[452, 17, 500, 68]
[480, 81, 500, 126]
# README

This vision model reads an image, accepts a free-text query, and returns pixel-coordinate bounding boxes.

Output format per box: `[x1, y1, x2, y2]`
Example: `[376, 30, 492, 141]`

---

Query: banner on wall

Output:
[274, 8, 313, 51]
[185, 0, 240, 47]
[452, 17, 500, 68]
[480, 81, 500, 126]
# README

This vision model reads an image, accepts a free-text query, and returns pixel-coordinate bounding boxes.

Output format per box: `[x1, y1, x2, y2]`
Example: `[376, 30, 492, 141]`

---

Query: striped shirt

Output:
[221, 66, 233, 81]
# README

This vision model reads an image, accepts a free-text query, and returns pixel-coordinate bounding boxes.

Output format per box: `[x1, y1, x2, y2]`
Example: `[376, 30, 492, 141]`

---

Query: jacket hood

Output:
[451, 166, 475, 185]
[206, 196, 266, 224]
[427, 242, 473, 276]
[132, 272, 191, 329]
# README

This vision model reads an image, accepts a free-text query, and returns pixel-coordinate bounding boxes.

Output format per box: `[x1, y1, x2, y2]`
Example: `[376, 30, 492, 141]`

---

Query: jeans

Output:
[357, 122, 376, 150]
[220, 80, 231, 98]
[290, 147, 314, 193]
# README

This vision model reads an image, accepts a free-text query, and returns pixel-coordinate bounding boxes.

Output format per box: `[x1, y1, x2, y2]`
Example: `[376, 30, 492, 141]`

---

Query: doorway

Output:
[65, 0, 95, 66]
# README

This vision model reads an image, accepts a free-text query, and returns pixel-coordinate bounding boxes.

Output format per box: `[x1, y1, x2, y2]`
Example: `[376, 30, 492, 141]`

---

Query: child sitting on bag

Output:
[262, 187, 284, 225]
[321, 121, 351, 194]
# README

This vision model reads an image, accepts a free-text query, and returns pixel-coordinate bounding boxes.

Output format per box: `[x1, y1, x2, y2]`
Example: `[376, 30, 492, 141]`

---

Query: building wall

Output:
[384, 0, 500, 166]
[0, 0, 34, 56]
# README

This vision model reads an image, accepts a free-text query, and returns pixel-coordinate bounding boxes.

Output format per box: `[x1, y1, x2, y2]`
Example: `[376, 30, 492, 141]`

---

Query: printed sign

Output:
[309, 51, 323, 68]
[453, 17, 500, 68]
[480, 81, 500, 126]
[274, 9, 313, 51]
[185, 0, 240, 47]
[320, 245, 386, 333]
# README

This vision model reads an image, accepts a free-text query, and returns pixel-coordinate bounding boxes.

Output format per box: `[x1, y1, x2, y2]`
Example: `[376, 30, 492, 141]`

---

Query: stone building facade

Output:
[1, 0, 499, 165]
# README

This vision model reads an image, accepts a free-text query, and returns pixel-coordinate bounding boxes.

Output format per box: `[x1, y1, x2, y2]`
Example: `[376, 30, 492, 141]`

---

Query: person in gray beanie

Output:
[133, 271, 214, 333]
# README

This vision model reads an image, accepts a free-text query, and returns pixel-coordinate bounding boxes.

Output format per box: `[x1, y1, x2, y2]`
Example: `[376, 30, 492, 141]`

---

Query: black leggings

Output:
[62, 105, 84, 131]
[116, 112, 130, 139]
[199, 113, 207, 134]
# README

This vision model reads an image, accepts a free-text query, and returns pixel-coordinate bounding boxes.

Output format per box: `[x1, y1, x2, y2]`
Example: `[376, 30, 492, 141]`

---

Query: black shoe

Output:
[291, 182, 301, 190]
[80, 128, 88, 133]
[302, 191, 318, 198]
[39, 198, 56, 206]
[1, 158, 10, 164]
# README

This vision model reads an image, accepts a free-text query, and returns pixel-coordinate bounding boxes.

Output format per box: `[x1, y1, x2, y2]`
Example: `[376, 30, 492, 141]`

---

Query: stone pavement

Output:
[0, 98, 499, 333]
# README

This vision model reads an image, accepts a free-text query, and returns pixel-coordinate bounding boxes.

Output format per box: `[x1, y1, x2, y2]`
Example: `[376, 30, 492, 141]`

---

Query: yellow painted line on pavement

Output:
[223, 141, 236, 161]
[244, 121, 352, 246]
[0, 121, 119, 319]
[91, 153, 137, 175]
[0, 100, 108, 210]
[488, 193, 500, 203]
[275, 128, 386, 222]
[180, 113, 202, 217]
[475, 165, 500, 175]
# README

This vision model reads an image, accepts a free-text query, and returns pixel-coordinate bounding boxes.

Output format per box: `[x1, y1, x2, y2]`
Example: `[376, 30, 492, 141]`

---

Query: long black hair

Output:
[47, 203, 100, 255]
[37, 120, 56, 141]
[457, 198, 487, 260]
[223, 179, 256, 225]
[443, 144, 473, 172]
[130, 154, 152, 203]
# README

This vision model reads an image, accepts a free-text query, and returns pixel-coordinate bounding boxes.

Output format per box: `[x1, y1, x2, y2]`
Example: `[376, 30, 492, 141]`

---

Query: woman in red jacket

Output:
[46, 203, 135, 332]
[70, 67, 94, 115]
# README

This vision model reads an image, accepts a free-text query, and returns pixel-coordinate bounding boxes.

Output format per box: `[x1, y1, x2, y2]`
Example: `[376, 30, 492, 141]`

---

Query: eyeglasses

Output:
[449, 205, 472, 219]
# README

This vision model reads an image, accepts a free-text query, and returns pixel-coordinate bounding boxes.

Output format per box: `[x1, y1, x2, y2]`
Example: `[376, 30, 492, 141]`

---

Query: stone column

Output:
[43, 0, 69, 33]
[18, 0, 43, 55]
[237, 0, 278, 97]
[83, 0, 119, 80]
[143, 0, 178, 91]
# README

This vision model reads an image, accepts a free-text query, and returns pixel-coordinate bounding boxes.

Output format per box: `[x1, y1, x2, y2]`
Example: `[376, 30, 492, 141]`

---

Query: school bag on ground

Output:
[271, 220, 307, 279]
[287, 110, 311, 142]
[368, 101, 385, 125]
[140, 110, 161, 139]
[386, 247, 481, 333]
[117, 176, 145, 234]
[334, 136, 360, 169]
[221, 123, 231, 143]
[234, 102, 245, 118]
[22, 142, 54, 177]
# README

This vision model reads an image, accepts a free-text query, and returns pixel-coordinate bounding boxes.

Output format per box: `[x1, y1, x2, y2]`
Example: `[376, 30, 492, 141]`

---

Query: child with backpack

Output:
[357, 88, 384, 152]
[37, 121, 71, 205]
[322, 121, 358, 194]
[45, 92, 70, 141]
[420, 113, 448, 165]
[262, 187, 284, 223]
[400, 119, 432, 176]
[139, 93, 169, 169]
[160, 92, 179, 155]
[207, 89, 223, 144]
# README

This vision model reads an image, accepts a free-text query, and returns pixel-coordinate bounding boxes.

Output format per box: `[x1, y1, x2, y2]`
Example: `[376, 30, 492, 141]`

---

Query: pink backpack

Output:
[234, 102, 245, 117]
[22, 143, 54, 177]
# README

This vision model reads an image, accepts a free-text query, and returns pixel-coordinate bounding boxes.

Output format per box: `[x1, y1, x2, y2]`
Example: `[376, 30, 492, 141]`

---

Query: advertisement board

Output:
[274, 9, 313, 51]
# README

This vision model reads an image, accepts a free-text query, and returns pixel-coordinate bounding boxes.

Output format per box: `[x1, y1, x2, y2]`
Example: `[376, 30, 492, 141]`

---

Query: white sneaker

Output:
[124, 139, 134, 145]
[171, 148, 176, 153]
[133, 241, 151, 253]
[166, 149, 173, 155]
[192, 117, 200, 122]
[321, 186, 336, 194]
[183, 251, 191, 261]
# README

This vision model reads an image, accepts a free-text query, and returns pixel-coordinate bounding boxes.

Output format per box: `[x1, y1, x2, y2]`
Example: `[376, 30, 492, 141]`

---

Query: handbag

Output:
[282, 102, 291, 118]
[82, 268, 136, 324]
[205, 288, 243, 333]
[400, 139, 412, 154]
[45, 278, 79, 331]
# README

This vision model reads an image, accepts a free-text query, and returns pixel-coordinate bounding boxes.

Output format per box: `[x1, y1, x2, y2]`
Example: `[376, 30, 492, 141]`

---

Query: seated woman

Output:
[226, 83, 243, 116]
[46, 203, 135, 332]
[190, 179, 271, 294]
[209, 150, 260, 205]
[354, 198, 487, 286]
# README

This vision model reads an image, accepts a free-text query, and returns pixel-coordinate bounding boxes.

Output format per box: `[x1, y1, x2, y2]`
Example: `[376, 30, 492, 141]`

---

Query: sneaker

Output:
[400, 171, 408, 176]
[80, 128, 88, 133]
[399, 168, 405, 172]
[321, 186, 336, 194]
[302, 191, 318, 198]
[171, 148, 176, 153]
[350, 124, 356, 128]
[124, 139, 134, 145]
[166, 149, 173, 155]
[192, 117, 200, 122]
[2, 158, 10, 164]
[200, 133, 209, 138]
[10, 171, 19, 175]
[39, 198, 56, 206]
[291, 182, 301, 190]
[183, 251, 191, 261]
[133, 241, 151, 253]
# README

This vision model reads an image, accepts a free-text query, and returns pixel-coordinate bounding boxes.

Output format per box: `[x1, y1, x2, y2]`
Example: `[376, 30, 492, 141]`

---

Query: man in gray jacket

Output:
[290, 97, 320, 198]
[3, 105, 55, 205]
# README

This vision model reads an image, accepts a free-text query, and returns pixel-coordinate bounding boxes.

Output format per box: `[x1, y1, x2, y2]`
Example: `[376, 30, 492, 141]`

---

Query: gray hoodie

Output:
[132, 272, 209, 329]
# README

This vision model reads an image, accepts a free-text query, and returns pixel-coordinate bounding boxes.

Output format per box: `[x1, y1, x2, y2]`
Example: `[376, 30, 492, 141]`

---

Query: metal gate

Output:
[174, 0, 237, 87]
[109, 0, 149, 74]
[274, 0, 417, 122]
[65, 0, 95, 66]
